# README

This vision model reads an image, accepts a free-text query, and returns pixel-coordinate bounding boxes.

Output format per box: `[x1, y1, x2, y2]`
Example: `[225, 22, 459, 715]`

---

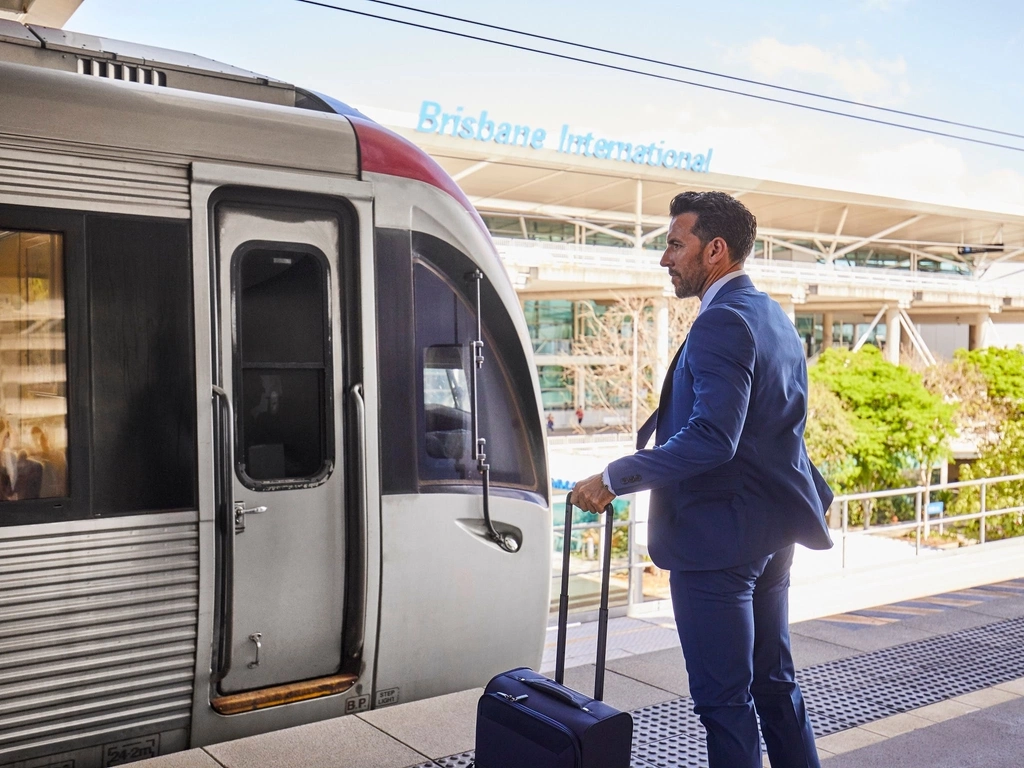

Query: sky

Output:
[65, 0, 1024, 215]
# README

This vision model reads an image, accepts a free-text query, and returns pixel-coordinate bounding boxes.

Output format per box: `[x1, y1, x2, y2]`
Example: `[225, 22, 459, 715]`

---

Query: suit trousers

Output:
[670, 545, 820, 768]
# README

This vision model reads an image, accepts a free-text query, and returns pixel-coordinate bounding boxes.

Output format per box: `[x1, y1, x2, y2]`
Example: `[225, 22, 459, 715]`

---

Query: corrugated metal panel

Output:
[0, 517, 199, 761]
[0, 134, 190, 218]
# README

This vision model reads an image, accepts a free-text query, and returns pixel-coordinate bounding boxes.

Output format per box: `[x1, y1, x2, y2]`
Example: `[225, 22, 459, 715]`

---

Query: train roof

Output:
[0, 57, 359, 178]
[0, 18, 299, 105]
[0, 21, 491, 237]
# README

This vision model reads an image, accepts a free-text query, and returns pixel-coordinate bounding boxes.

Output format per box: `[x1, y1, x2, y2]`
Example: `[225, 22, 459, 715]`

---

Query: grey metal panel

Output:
[0, 515, 199, 762]
[0, 134, 191, 218]
[0, 60, 358, 178]
[0, 19, 40, 47]
[28, 23, 288, 84]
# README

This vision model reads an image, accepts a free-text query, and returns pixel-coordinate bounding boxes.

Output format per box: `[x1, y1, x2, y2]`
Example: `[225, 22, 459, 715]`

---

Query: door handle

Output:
[234, 501, 267, 533]
[212, 385, 236, 683]
[247, 632, 263, 669]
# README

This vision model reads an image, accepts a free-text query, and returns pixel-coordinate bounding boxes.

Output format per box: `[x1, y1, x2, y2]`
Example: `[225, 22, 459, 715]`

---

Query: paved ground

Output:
[133, 570, 1024, 768]
[823, 694, 1024, 768]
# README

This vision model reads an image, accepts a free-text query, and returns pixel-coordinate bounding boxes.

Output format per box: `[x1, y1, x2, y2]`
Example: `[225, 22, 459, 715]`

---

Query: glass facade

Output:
[523, 299, 573, 355]
[796, 314, 894, 357]
[759, 239, 971, 276]
[482, 215, 640, 249]
[537, 365, 573, 411]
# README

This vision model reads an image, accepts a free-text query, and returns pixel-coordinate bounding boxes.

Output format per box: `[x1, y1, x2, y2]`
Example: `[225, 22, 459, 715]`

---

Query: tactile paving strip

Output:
[633, 733, 708, 768]
[432, 612, 1024, 768]
[434, 752, 475, 767]
[631, 698, 703, 746]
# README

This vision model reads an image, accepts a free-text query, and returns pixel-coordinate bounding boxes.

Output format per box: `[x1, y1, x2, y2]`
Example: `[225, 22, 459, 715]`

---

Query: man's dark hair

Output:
[669, 191, 757, 263]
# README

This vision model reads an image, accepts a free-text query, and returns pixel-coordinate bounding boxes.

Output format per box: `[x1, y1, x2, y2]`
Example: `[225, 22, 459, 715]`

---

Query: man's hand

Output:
[571, 473, 615, 514]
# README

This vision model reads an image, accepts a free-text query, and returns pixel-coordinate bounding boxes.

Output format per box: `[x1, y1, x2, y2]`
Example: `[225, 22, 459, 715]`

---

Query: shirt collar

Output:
[699, 269, 746, 315]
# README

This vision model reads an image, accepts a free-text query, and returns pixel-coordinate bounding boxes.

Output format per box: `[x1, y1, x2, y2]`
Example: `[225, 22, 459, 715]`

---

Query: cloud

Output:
[847, 139, 1024, 215]
[742, 37, 910, 102]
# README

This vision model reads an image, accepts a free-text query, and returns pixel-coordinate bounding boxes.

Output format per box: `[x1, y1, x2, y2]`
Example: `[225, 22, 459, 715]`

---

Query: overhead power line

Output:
[355, 0, 1024, 144]
[293, 0, 1024, 155]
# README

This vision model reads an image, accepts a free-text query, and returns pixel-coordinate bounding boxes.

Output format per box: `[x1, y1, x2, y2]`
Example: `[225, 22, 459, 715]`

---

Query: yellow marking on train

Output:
[210, 673, 358, 715]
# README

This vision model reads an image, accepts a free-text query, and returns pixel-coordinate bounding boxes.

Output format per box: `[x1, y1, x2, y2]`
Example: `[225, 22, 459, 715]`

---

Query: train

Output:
[0, 19, 549, 767]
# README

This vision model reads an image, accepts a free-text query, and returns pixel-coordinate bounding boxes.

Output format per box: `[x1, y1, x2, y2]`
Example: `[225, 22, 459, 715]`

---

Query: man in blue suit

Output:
[572, 191, 833, 768]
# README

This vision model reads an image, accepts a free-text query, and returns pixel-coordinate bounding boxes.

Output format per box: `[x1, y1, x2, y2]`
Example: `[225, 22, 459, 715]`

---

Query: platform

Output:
[131, 568, 1024, 768]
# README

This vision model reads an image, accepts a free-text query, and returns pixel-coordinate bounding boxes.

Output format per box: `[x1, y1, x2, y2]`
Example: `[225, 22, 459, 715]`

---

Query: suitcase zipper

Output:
[495, 692, 529, 704]
[487, 692, 582, 766]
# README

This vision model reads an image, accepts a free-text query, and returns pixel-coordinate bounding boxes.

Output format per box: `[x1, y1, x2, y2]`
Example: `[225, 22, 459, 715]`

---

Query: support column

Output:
[780, 300, 796, 325]
[574, 366, 586, 414]
[822, 311, 834, 350]
[969, 312, 990, 350]
[634, 179, 644, 251]
[654, 298, 670, 386]
[885, 306, 902, 365]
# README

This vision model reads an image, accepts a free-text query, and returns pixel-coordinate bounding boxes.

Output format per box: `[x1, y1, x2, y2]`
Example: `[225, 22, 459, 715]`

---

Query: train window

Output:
[235, 245, 331, 485]
[87, 216, 196, 513]
[0, 230, 68, 502]
[423, 345, 471, 461]
[412, 243, 543, 493]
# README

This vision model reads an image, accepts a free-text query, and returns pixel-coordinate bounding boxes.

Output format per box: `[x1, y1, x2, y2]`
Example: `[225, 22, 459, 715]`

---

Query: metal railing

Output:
[494, 237, 1024, 300]
[548, 432, 634, 447]
[834, 472, 1024, 568]
[553, 471, 1024, 616]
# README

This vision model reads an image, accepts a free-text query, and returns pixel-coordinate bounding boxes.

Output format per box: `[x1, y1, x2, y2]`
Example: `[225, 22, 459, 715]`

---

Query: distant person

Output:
[12, 451, 42, 501]
[572, 191, 832, 768]
[0, 421, 43, 501]
[575, 405, 584, 426]
[31, 426, 67, 497]
[546, 413, 555, 432]
[0, 419, 12, 501]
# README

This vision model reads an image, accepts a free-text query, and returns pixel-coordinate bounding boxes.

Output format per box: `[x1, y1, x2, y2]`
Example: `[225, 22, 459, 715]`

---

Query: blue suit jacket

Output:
[606, 275, 833, 571]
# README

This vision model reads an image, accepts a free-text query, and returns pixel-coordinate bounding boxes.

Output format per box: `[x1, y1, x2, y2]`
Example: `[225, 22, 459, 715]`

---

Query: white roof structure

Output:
[399, 128, 1024, 273]
[0, 0, 81, 28]
[395, 128, 1024, 327]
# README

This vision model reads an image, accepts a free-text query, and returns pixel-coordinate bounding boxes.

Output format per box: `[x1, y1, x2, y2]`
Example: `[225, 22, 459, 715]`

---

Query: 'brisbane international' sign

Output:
[415, 100, 714, 174]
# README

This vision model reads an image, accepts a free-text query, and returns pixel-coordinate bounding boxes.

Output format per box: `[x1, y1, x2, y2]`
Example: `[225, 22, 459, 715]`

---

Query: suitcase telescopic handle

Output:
[555, 491, 615, 701]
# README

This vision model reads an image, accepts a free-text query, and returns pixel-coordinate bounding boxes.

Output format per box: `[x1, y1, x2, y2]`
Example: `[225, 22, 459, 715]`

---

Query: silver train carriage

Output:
[0, 21, 550, 768]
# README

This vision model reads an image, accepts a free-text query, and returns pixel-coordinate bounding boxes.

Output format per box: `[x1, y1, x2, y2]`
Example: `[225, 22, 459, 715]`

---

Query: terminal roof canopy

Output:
[398, 129, 1024, 271]
[0, 0, 81, 28]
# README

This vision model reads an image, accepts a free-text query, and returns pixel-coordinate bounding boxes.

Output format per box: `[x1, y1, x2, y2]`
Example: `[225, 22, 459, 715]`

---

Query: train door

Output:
[189, 168, 379, 730]
[213, 196, 347, 699]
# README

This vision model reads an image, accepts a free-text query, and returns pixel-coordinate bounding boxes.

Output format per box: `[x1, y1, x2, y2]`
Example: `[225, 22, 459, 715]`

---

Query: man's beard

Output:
[673, 267, 707, 299]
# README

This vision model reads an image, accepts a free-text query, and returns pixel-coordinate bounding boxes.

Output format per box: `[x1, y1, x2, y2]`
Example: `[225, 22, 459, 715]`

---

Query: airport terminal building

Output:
[395, 102, 1024, 424]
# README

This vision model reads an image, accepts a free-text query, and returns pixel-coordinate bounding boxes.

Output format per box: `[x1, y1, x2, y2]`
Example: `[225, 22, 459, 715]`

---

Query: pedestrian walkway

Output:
[134, 574, 1024, 768]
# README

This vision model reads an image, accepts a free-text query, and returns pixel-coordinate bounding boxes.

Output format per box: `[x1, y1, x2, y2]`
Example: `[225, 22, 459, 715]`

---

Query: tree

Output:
[810, 346, 956, 525]
[804, 380, 859, 491]
[920, 353, 1007, 452]
[949, 419, 1024, 542]
[570, 296, 698, 431]
[956, 347, 1024, 404]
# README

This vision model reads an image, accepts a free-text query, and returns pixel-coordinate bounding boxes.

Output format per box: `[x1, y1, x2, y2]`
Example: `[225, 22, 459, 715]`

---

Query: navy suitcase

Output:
[475, 493, 634, 768]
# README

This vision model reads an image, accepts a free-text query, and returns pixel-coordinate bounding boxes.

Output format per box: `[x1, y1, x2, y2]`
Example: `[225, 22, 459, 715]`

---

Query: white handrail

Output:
[834, 472, 1024, 567]
[494, 237, 1024, 299]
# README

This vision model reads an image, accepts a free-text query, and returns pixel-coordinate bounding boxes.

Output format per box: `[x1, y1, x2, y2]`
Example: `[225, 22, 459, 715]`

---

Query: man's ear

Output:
[705, 236, 728, 265]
